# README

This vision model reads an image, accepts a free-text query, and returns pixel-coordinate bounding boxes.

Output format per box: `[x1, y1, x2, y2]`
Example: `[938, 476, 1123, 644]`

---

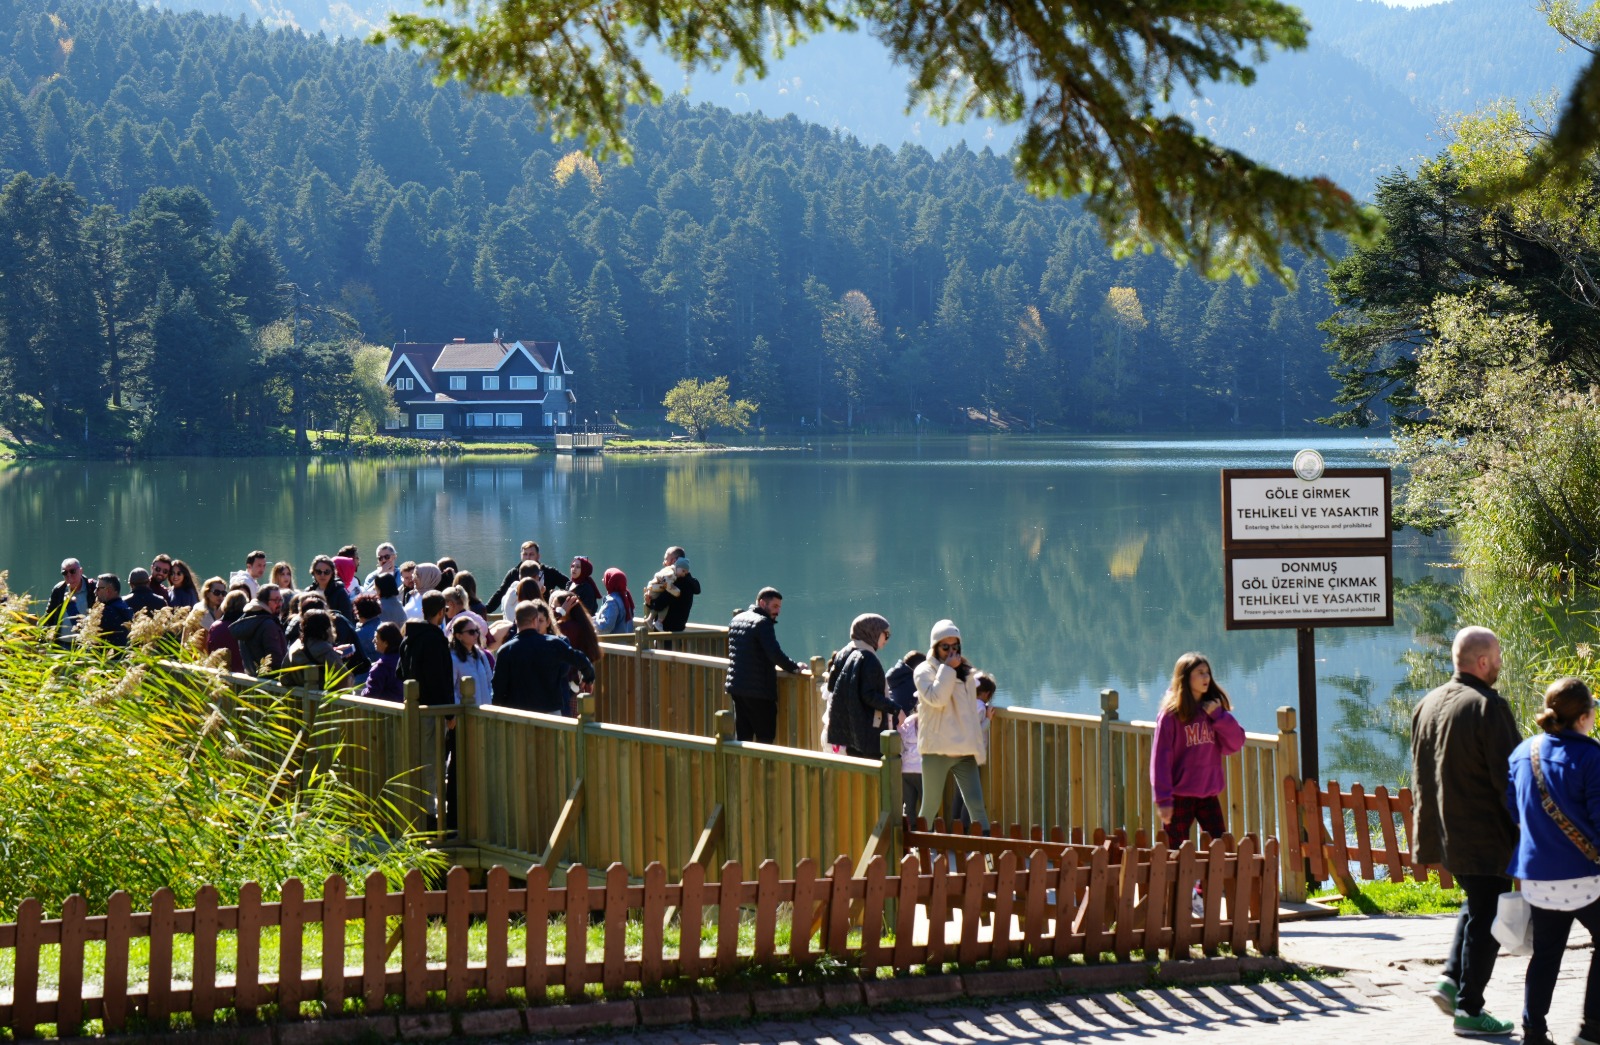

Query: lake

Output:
[0, 436, 1455, 779]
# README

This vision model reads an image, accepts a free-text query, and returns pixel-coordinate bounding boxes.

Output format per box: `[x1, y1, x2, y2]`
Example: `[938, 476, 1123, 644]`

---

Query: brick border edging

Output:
[59, 956, 1290, 1045]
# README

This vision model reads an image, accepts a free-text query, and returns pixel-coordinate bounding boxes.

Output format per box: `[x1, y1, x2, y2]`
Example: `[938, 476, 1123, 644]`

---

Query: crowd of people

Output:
[37, 540, 702, 715]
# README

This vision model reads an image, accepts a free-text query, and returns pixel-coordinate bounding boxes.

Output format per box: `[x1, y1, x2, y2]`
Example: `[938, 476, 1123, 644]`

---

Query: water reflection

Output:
[0, 437, 1455, 780]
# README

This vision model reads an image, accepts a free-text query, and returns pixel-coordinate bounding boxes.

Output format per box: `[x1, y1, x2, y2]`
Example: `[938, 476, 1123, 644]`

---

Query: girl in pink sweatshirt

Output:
[1150, 651, 1246, 849]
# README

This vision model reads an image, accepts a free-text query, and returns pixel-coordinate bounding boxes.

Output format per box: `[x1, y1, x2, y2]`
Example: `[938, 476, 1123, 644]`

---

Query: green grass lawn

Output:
[1310, 872, 1463, 915]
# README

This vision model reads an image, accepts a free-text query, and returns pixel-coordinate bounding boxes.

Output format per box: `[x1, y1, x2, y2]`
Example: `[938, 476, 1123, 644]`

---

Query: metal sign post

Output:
[1221, 453, 1393, 786]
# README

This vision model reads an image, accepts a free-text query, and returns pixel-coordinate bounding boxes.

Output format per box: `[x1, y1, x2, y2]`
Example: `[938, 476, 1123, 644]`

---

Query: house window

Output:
[556, 413, 568, 426]
[510, 375, 539, 390]
[496, 413, 523, 428]
[448, 376, 467, 391]
[395, 377, 414, 391]
[482, 376, 499, 390]
[466, 412, 495, 428]
[548, 376, 564, 391]
[385, 414, 409, 430]
[544, 412, 554, 427]
[415, 414, 444, 430]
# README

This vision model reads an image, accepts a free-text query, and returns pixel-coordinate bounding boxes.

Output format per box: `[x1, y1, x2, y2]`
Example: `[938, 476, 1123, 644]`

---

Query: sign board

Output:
[1222, 468, 1391, 546]
[1225, 550, 1393, 629]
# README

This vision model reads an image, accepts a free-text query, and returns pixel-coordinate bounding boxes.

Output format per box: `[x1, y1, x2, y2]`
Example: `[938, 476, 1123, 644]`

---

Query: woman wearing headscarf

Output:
[824, 613, 899, 760]
[406, 562, 443, 620]
[594, 568, 636, 635]
[569, 556, 603, 614]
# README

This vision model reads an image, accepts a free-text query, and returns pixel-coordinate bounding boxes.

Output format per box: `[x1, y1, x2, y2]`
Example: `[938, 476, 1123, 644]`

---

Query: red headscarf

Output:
[602, 568, 634, 619]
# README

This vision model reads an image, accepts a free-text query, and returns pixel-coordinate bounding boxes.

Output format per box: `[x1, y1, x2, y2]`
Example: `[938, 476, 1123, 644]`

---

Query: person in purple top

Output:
[1150, 651, 1245, 849]
[360, 622, 405, 702]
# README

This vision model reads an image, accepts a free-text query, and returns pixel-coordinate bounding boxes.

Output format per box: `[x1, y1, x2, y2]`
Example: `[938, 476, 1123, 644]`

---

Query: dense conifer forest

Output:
[0, 0, 1344, 450]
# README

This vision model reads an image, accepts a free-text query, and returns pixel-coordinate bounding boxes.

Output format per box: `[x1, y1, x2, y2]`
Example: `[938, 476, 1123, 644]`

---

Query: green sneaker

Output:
[1452, 1009, 1513, 1037]
[1427, 978, 1457, 1016]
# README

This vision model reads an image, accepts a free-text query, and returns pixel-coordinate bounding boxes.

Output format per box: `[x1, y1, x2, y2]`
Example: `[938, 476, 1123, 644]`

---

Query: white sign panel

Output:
[1230, 555, 1390, 624]
[1227, 476, 1387, 542]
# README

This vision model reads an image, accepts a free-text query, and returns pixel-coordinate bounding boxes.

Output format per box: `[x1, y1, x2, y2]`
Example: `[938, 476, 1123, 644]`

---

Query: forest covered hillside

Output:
[2, 0, 1541, 450]
[140, 0, 1586, 199]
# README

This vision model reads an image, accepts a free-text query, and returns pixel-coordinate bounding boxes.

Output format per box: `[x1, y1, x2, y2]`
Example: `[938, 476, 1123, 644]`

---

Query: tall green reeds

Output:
[0, 575, 443, 918]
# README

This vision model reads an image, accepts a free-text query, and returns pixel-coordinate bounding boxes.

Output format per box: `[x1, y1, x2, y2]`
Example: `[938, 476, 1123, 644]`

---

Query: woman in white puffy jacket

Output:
[913, 619, 990, 832]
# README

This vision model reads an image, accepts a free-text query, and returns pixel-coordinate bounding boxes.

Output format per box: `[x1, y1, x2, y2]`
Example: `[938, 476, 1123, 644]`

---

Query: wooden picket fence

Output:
[0, 838, 1277, 1038]
[1280, 777, 1453, 896]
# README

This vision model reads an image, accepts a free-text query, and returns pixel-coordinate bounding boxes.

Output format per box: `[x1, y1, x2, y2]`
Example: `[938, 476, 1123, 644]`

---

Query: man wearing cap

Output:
[725, 586, 809, 742]
[126, 568, 167, 617]
[652, 546, 700, 633]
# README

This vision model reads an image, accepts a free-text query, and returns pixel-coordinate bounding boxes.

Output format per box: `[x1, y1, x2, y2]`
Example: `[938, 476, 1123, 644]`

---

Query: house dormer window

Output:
[482, 376, 499, 390]
[510, 376, 539, 390]
[448, 376, 467, 391]
[395, 377, 414, 391]
[548, 375, 564, 391]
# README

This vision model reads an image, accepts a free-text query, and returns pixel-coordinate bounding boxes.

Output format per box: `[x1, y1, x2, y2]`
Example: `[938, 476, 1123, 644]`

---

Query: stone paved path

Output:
[498, 915, 1600, 1045]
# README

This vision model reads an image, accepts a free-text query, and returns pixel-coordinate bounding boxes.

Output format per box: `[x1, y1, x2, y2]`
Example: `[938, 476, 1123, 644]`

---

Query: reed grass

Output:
[0, 573, 444, 919]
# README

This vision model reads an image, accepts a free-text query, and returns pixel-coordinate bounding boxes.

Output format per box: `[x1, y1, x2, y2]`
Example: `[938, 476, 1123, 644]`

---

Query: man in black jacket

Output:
[651, 546, 700, 633]
[42, 558, 91, 645]
[398, 591, 458, 830]
[486, 541, 570, 614]
[399, 592, 455, 705]
[125, 568, 166, 617]
[1412, 626, 1520, 1037]
[230, 585, 288, 674]
[724, 587, 809, 742]
[94, 573, 134, 647]
[492, 600, 594, 715]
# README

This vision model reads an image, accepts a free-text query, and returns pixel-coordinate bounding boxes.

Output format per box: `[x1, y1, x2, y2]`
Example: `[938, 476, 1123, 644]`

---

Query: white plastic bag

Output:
[1491, 890, 1533, 955]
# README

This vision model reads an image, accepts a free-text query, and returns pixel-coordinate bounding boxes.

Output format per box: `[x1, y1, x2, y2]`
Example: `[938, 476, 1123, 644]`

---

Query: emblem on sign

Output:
[1293, 448, 1325, 482]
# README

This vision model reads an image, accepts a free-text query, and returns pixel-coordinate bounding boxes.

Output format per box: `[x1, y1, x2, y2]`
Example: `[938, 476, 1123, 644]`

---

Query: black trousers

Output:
[1445, 872, 1512, 1015]
[731, 694, 777, 743]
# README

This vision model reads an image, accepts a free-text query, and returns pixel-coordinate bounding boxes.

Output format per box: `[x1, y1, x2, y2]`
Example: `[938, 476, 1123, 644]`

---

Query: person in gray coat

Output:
[1411, 626, 1521, 1036]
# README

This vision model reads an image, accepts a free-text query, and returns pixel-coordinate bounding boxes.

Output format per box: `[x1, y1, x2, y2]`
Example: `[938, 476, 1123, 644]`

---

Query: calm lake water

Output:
[0, 436, 1455, 778]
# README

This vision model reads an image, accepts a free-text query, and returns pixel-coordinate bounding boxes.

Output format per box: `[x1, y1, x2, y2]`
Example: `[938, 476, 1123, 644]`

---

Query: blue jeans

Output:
[1525, 894, 1600, 1038]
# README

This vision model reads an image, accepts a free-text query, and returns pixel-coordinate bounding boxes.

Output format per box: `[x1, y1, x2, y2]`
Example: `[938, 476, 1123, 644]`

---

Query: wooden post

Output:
[807, 654, 827, 749]
[1297, 627, 1319, 785]
[1099, 689, 1119, 834]
[633, 623, 651, 727]
[402, 679, 424, 832]
[1276, 705, 1307, 901]
[878, 729, 904, 872]
[576, 693, 595, 867]
[457, 676, 476, 850]
[714, 709, 734, 856]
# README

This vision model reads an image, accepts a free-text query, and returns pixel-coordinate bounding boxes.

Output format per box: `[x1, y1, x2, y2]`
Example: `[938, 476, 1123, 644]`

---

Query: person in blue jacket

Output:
[1506, 676, 1600, 1045]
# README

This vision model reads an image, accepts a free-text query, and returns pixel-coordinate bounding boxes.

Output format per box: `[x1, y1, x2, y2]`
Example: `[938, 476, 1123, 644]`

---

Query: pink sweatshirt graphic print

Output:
[1150, 706, 1246, 807]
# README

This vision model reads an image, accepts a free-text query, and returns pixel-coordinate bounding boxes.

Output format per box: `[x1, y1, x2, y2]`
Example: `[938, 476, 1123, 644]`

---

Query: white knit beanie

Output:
[929, 619, 961, 645]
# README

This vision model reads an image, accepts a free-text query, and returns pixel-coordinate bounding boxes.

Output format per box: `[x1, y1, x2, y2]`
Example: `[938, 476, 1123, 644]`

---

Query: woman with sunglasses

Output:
[450, 614, 495, 706]
[307, 553, 356, 624]
[195, 576, 229, 630]
[913, 619, 990, 832]
[165, 559, 201, 608]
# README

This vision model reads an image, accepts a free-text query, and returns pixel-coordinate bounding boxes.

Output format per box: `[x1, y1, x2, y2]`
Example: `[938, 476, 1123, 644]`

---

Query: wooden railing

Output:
[160, 663, 892, 884]
[0, 841, 1278, 1037]
[595, 624, 822, 749]
[163, 647, 1301, 894]
[589, 646, 1300, 892]
[1280, 777, 1452, 898]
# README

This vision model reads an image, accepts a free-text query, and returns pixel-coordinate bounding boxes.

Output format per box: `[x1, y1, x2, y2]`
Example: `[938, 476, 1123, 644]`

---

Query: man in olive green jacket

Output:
[1410, 626, 1521, 1036]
